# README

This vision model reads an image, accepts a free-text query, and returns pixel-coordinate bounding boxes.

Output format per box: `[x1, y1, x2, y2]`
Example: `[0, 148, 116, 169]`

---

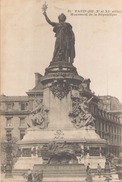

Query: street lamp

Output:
[104, 132, 109, 156]
[5, 131, 13, 178]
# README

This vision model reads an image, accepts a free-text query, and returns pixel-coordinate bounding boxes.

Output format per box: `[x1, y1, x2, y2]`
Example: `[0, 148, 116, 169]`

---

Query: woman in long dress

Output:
[43, 11, 75, 63]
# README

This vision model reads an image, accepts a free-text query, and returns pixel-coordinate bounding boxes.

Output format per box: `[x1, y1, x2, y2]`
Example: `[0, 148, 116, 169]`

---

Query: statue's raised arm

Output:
[43, 11, 56, 27]
[42, 2, 56, 26]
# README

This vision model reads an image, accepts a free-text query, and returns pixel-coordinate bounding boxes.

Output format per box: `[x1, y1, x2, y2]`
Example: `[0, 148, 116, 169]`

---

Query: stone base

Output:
[43, 177, 86, 182]
[33, 164, 86, 177]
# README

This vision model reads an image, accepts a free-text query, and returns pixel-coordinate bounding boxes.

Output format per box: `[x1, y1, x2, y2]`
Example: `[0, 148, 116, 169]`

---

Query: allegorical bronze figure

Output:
[42, 2, 75, 63]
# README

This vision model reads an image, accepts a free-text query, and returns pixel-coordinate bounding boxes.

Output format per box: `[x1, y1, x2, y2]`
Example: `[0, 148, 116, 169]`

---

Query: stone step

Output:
[13, 171, 86, 177]
[43, 177, 86, 182]
[1, 174, 120, 182]
[2, 177, 86, 182]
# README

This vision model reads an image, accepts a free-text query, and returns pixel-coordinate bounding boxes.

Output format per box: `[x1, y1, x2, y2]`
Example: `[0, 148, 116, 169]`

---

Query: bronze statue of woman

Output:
[42, 3, 75, 63]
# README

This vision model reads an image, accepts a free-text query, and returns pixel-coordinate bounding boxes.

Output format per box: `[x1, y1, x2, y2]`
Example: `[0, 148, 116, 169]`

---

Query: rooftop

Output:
[0, 95, 29, 102]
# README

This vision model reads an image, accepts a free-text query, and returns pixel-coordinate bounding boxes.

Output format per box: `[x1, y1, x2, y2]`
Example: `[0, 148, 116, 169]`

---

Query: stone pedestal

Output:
[13, 61, 106, 176]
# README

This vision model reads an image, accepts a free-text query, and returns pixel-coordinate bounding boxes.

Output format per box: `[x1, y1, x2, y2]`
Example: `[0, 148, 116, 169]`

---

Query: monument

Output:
[13, 3, 106, 179]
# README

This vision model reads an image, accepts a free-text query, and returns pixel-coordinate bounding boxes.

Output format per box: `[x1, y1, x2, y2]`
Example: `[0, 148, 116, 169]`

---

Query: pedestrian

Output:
[4, 164, 6, 173]
[33, 172, 38, 182]
[1, 164, 4, 173]
[86, 163, 91, 174]
[104, 160, 110, 173]
[38, 170, 43, 182]
[86, 163, 93, 182]
[27, 169, 32, 182]
[97, 163, 102, 178]
[86, 174, 93, 182]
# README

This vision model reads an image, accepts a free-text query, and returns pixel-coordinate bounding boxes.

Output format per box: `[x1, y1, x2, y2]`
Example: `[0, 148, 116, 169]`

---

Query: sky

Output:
[1, 0, 122, 102]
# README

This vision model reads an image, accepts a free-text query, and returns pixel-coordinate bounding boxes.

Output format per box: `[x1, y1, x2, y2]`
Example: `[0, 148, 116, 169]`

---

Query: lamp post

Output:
[104, 132, 113, 182]
[104, 132, 109, 156]
[5, 131, 13, 178]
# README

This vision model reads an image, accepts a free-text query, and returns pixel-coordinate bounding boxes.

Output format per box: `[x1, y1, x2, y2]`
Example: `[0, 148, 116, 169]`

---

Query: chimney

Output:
[35, 73, 43, 86]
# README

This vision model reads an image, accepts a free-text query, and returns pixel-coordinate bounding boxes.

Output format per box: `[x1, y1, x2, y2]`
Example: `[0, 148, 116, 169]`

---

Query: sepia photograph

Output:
[0, 0, 122, 182]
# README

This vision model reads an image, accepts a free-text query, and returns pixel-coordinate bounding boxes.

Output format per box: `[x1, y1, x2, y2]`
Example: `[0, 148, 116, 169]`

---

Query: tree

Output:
[0, 136, 19, 166]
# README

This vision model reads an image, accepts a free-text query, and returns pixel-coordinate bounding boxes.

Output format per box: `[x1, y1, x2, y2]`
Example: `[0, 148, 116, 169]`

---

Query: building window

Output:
[6, 103, 14, 111]
[20, 130, 25, 140]
[94, 106, 98, 115]
[114, 127, 116, 134]
[5, 129, 12, 140]
[105, 124, 109, 132]
[102, 122, 104, 131]
[120, 128, 121, 135]
[6, 117, 12, 127]
[100, 122, 102, 131]
[20, 103, 28, 111]
[111, 126, 113, 134]
[109, 125, 111, 133]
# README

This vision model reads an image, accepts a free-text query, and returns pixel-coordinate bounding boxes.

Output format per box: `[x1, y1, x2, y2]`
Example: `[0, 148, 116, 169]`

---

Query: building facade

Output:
[96, 96, 122, 156]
